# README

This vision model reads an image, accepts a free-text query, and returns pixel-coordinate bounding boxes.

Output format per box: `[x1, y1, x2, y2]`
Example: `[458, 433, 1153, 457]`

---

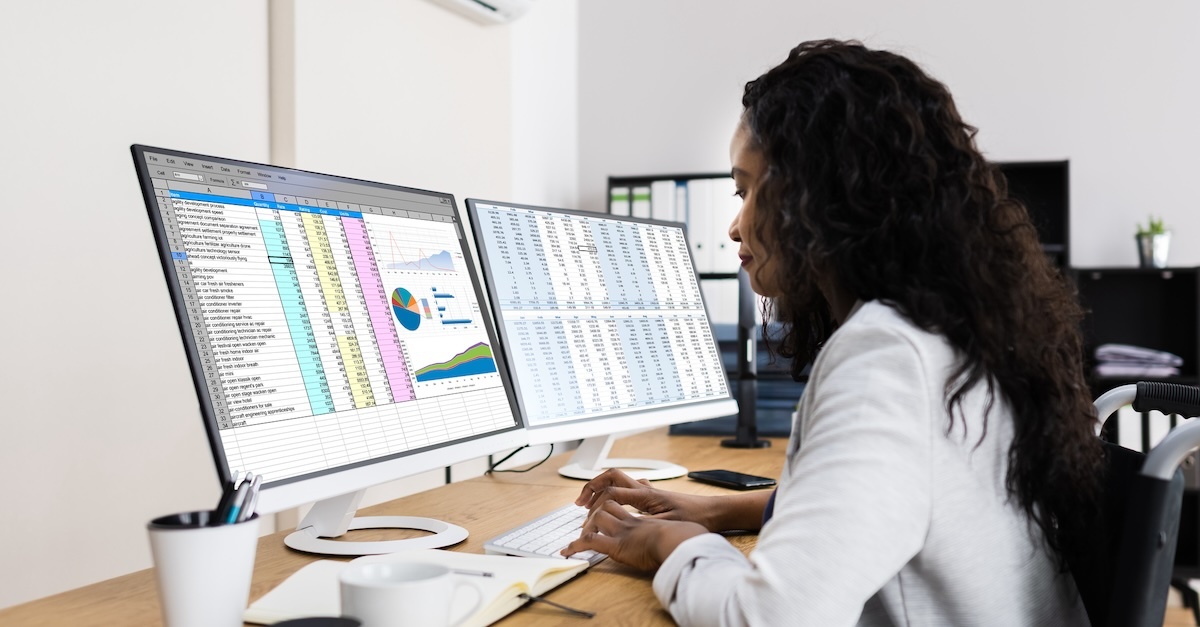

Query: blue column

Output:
[260, 215, 335, 415]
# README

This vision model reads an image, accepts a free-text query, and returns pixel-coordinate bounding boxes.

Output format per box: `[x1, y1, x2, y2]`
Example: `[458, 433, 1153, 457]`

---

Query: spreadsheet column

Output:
[291, 211, 352, 467]
[358, 214, 416, 403]
[174, 198, 311, 428]
[300, 212, 356, 411]
[257, 207, 330, 418]
[280, 210, 336, 415]
[619, 222, 655, 308]
[341, 214, 406, 404]
[343, 214, 409, 455]
[538, 214, 578, 309]
[325, 211, 387, 460]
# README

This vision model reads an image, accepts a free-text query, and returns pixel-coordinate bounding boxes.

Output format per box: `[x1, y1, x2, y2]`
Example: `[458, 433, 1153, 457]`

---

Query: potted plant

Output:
[1136, 215, 1171, 268]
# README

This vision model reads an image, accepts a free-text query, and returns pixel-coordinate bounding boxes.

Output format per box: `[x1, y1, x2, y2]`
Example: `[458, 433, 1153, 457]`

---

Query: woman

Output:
[561, 39, 1102, 626]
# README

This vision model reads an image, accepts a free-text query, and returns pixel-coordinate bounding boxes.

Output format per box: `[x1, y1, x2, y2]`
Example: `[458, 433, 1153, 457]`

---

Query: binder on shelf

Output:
[686, 178, 714, 273]
[709, 177, 742, 274]
[609, 186, 630, 216]
[675, 182, 688, 224]
[701, 277, 739, 325]
[650, 179, 676, 222]
[631, 186, 651, 219]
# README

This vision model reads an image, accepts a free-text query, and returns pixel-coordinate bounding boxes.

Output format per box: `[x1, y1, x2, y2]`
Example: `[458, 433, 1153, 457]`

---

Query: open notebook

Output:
[244, 550, 589, 627]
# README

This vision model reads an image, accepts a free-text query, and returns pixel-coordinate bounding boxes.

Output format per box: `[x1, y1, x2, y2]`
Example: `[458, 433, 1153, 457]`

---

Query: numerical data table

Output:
[474, 204, 729, 425]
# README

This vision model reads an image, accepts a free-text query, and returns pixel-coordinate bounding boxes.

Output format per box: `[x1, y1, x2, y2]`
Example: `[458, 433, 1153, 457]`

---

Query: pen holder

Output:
[147, 510, 260, 627]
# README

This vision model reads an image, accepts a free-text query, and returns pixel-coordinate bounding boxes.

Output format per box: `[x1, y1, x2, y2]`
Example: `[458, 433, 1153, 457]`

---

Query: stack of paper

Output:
[1094, 343, 1183, 378]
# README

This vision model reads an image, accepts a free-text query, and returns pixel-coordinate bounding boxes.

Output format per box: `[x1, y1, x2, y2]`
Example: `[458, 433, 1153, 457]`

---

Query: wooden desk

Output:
[0, 429, 787, 627]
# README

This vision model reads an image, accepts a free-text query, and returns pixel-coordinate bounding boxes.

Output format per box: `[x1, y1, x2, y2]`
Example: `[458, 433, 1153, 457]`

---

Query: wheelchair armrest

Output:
[1144, 419, 1200, 481]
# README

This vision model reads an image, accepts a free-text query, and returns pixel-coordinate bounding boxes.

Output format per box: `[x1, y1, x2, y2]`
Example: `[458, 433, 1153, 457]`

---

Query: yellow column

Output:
[302, 213, 374, 408]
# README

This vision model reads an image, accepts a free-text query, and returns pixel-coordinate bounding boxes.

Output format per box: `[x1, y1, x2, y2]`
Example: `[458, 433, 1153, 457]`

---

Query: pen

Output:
[453, 569, 494, 578]
[518, 593, 595, 618]
[225, 473, 253, 525]
[237, 473, 263, 523]
[211, 470, 243, 526]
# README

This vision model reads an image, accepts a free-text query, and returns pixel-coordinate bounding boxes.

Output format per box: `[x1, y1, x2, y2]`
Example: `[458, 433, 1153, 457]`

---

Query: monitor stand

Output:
[284, 490, 467, 556]
[557, 433, 687, 481]
[722, 268, 770, 449]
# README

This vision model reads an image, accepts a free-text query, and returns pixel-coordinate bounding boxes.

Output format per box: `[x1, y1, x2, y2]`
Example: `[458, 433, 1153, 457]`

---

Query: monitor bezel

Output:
[131, 145, 527, 512]
[464, 197, 736, 445]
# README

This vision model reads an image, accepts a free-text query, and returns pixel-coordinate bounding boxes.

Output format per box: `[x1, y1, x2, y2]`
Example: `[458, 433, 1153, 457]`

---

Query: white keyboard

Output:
[484, 504, 607, 566]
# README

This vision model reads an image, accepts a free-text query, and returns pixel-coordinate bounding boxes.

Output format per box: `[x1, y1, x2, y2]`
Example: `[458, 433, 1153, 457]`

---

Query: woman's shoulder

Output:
[817, 300, 957, 373]
[834, 300, 939, 346]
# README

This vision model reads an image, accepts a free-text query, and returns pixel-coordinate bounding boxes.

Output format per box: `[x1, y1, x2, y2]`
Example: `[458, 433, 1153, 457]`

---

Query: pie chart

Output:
[391, 288, 422, 331]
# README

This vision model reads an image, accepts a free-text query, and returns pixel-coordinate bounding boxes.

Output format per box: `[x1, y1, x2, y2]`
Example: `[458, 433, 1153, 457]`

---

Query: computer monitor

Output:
[466, 199, 738, 480]
[131, 145, 526, 555]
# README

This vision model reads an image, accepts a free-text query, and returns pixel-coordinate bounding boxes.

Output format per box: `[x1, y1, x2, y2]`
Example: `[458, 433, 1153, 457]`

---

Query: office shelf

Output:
[999, 160, 1070, 268]
[1075, 267, 1200, 389]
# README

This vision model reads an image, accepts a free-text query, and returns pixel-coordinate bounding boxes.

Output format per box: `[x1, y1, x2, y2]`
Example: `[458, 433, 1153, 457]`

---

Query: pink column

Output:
[342, 217, 416, 402]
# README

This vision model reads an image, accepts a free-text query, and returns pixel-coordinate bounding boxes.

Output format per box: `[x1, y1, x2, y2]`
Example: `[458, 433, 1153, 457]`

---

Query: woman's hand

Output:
[561, 500, 708, 571]
[575, 468, 771, 532]
[575, 468, 718, 529]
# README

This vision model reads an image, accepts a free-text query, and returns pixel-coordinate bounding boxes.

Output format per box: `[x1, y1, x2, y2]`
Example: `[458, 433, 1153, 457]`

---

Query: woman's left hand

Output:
[561, 500, 708, 571]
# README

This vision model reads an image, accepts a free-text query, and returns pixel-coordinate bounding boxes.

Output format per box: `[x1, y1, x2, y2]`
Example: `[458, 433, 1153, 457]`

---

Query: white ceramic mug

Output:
[147, 510, 260, 627]
[339, 562, 482, 627]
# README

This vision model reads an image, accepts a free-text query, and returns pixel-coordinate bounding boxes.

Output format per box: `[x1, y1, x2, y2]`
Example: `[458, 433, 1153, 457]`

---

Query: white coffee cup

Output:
[340, 561, 482, 627]
[147, 510, 260, 627]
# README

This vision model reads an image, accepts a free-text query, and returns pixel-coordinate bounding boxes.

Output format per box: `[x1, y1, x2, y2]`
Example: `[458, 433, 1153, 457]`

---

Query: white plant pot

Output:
[1136, 232, 1171, 268]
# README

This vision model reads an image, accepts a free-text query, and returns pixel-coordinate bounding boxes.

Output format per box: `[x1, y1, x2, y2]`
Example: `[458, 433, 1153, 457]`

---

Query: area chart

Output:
[414, 343, 498, 382]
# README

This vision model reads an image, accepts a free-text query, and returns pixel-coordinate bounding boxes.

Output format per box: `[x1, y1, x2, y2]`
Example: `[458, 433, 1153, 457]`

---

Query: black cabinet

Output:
[1075, 267, 1200, 391]
[1076, 267, 1200, 581]
[998, 160, 1069, 268]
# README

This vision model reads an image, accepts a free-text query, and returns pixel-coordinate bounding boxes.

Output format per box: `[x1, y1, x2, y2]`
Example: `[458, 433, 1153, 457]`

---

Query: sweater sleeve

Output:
[652, 322, 934, 626]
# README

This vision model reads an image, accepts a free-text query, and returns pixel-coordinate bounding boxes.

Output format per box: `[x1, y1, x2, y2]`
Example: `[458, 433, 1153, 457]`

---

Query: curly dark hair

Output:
[741, 39, 1103, 564]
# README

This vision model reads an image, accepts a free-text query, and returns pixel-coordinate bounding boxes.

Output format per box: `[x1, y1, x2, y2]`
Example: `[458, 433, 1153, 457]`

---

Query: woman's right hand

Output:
[575, 469, 720, 531]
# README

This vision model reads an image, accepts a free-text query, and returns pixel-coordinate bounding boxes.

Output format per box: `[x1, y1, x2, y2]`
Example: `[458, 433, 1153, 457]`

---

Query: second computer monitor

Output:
[467, 199, 737, 479]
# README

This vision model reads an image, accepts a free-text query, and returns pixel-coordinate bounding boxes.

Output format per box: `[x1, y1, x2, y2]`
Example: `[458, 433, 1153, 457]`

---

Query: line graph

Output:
[364, 216, 461, 274]
[381, 231, 457, 272]
[384, 245, 455, 272]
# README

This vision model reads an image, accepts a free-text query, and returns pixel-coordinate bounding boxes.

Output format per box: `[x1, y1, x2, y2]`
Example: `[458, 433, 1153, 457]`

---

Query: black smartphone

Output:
[687, 469, 777, 490]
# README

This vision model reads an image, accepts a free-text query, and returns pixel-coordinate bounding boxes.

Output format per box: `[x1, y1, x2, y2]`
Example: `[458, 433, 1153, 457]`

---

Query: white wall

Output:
[0, 1, 270, 608]
[577, 0, 1200, 267]
[511, 0, 580, 209]
[291, 0, 512, 201]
